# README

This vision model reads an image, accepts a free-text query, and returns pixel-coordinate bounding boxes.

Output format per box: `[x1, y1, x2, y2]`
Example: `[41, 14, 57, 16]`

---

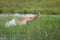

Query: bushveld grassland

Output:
[0, 15, 60, 40]
[0, 0, 60, 14]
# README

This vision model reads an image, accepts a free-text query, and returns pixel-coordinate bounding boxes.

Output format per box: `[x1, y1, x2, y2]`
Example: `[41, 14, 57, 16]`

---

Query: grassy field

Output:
[0, 15, 60, 40]
[0, 0, 60, 14]
[0, 0, 60, 40]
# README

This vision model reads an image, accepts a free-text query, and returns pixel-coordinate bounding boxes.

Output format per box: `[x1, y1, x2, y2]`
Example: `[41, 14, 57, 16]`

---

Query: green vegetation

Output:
[0, 0, 60, 40]
[0, 0, 60, 14]
[0, 15, 60, 40]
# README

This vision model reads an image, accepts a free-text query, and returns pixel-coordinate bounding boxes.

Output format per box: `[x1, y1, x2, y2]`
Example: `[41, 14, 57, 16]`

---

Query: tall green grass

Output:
[0, 0, 60, 14]
[0, 15, 60, 40]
